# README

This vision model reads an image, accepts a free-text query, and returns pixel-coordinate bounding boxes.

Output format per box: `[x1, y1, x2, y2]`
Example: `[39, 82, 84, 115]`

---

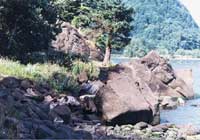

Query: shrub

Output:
[0, 58, 80, 94]
[72, 60, 100, 80]
[48, 73, 80, 94]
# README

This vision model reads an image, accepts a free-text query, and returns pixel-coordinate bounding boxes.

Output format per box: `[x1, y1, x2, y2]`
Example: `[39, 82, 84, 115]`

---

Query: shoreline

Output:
[111, 56, 200, 61]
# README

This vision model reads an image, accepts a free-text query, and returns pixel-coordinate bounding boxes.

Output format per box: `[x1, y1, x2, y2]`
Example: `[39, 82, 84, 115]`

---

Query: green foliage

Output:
[72, 60, 100, 80]
[53, 0, 81, 22]
[49, 73, 80, 94]
[55, 0, 134, 52]
[0, 0, 57, 60]
[174, 49, 200, 58]
[124, 38, 154, 57]
[0, 58, 80, 94]
[124, 0, 200, 57]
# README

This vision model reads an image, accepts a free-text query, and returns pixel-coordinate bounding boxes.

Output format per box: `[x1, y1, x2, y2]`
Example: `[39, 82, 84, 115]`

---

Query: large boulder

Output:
[51, 22, 90, 60]
[95, 51, 194, 125]
[139, 51, 194, 99]
[95, 64, 160, 125]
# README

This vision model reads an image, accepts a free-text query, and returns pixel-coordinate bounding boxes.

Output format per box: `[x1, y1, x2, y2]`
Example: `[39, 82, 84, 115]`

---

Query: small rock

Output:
[81, 80, 104, 95]
[0, 89, 9, 98]
[25, 88, 44, 102]
[177, 98, 185, 106]
[51, 105, 71, 124]
[151, 124, 170, 132]
[1, 77, 20, 88]
[44, 95, 54, 104]
[191, 104, 200, 108]
[66, 96, 80, 106]
[36, 125, 56, 139]
[160, 96, 178, 110]
[21, 80, 33, 89]
[134, 122, 148, 130]
[80, 95, 97, 113]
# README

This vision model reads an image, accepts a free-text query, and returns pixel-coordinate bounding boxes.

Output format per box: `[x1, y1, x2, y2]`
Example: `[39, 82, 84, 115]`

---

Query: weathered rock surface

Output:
[95, 51, 194, 125]
[95, 63, 160, 125]
[51, 22, 90, 60]
[175, 69, 193, 88]
[140, 51, 194, 99]
[51, 22, 104, 62]
[0, 77, 92, 139]
[159, 96, 185, 110]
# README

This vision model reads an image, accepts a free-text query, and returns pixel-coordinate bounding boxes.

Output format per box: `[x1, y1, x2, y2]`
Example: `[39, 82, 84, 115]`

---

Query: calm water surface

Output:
[111, 57, 200, 127]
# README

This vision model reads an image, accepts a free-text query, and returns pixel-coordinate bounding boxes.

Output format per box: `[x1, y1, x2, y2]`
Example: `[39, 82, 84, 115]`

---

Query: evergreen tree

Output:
[61, 0, 134, 65]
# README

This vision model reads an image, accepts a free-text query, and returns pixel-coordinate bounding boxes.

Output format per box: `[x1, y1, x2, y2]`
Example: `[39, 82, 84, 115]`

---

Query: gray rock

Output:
[134, 122, 149, 130]
[66, 96, 80, 106]
[35, 125, 56, 139]
[81, 80, 104, 95]
[160, 96, 178, 110]
[0, 89, 9, 98]
[151, 124, 170, 132]
[20, 79, 33, 89]
[1, 77, 20, 88]
[25, 88, 44, 102]
[50, 105, 71, 124]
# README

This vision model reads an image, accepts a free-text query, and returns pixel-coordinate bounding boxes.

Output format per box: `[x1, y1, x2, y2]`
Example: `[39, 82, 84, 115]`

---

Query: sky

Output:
[180, 0, 200, 27]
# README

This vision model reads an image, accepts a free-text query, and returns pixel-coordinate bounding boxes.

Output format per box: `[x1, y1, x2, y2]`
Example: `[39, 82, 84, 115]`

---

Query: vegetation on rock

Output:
[55, 0, 134, 65]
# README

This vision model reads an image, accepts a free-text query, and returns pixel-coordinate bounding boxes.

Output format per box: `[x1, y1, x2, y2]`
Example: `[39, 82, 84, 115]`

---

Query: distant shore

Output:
[111, 55, 200, 61]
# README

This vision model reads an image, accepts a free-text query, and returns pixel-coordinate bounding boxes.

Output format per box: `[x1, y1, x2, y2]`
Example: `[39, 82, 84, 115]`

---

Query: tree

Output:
[124, 38, 154, 57]
[55, 0, 134, 65]
[53, 0, 81, 22]
[87, 0, 134, 65]
[0, 0, 57, 61]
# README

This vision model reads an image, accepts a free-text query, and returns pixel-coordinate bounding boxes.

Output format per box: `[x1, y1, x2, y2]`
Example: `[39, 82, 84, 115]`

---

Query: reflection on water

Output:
[111, 57, 200, 127]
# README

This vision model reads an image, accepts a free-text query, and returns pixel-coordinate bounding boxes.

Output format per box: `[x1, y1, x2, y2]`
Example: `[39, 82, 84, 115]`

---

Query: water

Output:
[162, 60, 200, 127]
[111, 57, 200, 127]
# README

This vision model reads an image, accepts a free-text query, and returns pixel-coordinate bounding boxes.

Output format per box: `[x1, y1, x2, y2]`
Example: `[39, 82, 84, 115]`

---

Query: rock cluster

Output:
[74, 122, 200, 140]
[95, 51, 194, 125]
[51, 22, 104, 61]
[0, 77, 92, 139]
[0, 52, 196, 139]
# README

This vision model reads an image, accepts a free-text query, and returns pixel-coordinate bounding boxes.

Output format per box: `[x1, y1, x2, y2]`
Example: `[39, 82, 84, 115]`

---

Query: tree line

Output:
[124, 0, 200, 57]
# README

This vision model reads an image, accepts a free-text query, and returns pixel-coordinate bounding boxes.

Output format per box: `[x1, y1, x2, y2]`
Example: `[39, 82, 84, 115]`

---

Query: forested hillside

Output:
[124, 0, 200, 57]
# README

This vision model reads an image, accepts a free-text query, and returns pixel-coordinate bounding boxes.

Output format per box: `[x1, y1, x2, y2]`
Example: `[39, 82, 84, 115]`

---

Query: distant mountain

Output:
[180, 0, 200, 27]
[124, 0, 200, 57]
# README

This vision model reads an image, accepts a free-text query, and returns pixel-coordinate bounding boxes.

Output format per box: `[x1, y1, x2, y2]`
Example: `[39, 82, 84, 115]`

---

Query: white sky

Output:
[179, 0, 200, 27]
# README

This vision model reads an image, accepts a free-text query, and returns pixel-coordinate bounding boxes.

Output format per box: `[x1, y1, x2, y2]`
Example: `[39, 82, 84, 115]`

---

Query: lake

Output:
[111, 57, 200, 127]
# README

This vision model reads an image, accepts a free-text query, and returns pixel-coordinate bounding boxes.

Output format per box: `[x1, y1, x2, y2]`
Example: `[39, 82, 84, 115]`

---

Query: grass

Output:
[0, 58, 100, 94]
[0, 58, 66, 80]
[72, 60, 100, 80]
[0, 58, 80, 94]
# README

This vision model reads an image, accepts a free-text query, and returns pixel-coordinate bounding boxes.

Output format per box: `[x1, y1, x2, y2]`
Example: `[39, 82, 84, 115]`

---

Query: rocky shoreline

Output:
[0, 51, 199, 139]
